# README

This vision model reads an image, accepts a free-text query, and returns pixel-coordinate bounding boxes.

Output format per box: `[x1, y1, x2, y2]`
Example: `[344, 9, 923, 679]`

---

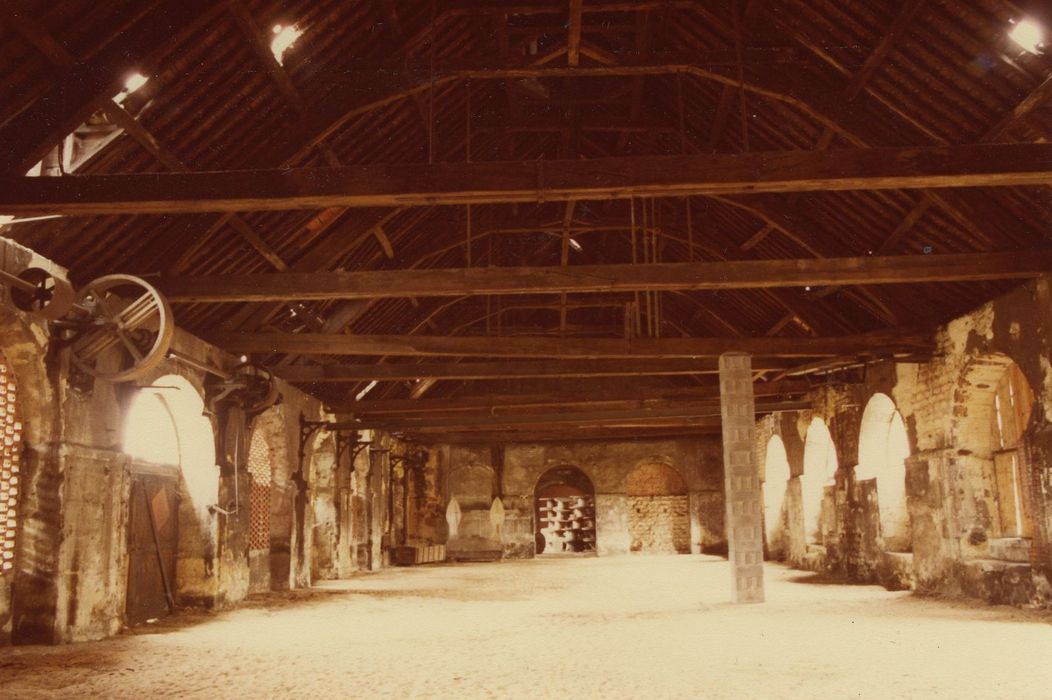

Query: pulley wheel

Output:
[68, 274, 174, 382]
[9, 267, 75, 320]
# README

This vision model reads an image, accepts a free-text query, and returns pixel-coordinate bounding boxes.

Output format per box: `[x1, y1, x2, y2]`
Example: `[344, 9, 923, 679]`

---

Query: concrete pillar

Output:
[719, 352, 765, 603]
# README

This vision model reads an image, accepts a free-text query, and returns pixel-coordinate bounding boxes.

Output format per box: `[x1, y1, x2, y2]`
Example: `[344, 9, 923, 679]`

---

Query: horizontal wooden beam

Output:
[354, 401, 808, 430]
[352, 397, 806, 424]
[337, 378, 811, 414]
[2, 144, 1050, 216]
[160, 252, 1052, 304]
[399, 425, 724, 444]
[277, 358, 793, 383]
[221, 331, 931, 359]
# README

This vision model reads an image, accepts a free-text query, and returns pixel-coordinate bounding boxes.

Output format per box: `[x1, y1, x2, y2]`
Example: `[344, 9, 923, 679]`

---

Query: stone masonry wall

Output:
[761, 275, 1052, 607]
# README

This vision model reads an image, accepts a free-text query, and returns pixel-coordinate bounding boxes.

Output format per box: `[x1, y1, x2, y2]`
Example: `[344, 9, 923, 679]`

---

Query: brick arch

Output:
[763, 435, 791, 558]
[801, 417, 838, 545]
[624, 462, 690, 554]
[624, 461, 687, 496]
[857, 393, 911, 553]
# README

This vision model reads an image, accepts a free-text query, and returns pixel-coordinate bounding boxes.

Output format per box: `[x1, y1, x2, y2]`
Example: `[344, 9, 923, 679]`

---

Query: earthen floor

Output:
[1, 555, 1050, 699]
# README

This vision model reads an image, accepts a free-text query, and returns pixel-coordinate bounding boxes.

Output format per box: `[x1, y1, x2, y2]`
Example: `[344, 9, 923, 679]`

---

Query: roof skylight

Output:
[1009, 18, 1045, 54]
[113, 71, 150, 105]
[271, 24, 303, 65]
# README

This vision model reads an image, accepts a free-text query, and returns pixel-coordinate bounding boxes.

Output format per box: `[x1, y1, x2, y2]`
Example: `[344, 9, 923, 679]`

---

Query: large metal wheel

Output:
[7, 267, 75, 321]
[68, 274, 174, 383]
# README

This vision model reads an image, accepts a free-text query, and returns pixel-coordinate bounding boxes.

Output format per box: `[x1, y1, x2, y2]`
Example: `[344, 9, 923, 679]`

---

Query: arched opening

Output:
[955, 358, 1037, 546]
[0, 355, 23, 577]
[122, 374, 217, 624]
[624, 462, 689, 554]
[763, 435, 791, 558]
[534, 466, 596, 555]
[857, 394, 911, 552]
[246, 426, 274, 593]
[992, 364, 1035, 538]
[801, 417, 838, 545]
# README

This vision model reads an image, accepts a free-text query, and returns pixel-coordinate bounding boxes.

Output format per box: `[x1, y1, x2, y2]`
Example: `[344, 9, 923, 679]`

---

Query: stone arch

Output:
[124, 374, 218, 518]
[801, 417, 838, 545]
[763, 435, 791, 558]
[534, 465, 596, 555]
[953, 354, 1037, 545]
[249, 405, 293, 590]
[623, 461, 690, 554]
[857, 393, 911, 552]
[624, 461, 687, 496]
[123, 374, 220, 608]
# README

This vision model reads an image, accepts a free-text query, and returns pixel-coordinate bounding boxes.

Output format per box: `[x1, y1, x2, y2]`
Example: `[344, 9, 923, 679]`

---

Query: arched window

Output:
[801, 417, 838, 545]
[763, 435, 790, 556]
[247, 427, 273, 552]
[992, 363, 1034, 537]
[123, 375, 217, 514]
[857, 394, 911, 552]
[0, 356, 22, 574]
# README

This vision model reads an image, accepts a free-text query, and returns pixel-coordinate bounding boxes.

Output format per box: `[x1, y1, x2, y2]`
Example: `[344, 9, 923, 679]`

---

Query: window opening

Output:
[247, 428, 273, 551]
[0, 358, 22, 574]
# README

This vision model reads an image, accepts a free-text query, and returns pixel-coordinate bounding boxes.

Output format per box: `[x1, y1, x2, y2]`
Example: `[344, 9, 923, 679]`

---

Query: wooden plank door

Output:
[126, 472, 178, 625]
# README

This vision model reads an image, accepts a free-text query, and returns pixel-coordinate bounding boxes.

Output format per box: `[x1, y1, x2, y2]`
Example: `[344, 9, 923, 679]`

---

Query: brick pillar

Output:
[719, 352, 765, 603]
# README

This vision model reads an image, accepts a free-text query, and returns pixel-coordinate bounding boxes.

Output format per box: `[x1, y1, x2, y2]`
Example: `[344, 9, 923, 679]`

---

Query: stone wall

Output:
[0, 294, 398, 645]
[760, 275, 1052, 607]
[415, 437, 724, 558]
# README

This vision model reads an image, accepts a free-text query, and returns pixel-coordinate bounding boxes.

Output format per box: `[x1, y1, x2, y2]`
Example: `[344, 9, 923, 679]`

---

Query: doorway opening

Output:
[122, 375, 217, 624]
[535, 466, 596, 555]
[857, 394, 911, 552]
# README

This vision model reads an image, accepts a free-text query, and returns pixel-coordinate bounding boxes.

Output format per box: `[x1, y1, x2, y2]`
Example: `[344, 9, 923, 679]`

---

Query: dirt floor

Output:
[1, 555, 1051, 699]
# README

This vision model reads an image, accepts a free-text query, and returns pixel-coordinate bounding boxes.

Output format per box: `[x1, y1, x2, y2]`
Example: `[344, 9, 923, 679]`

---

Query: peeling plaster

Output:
[945, 301, 995, 355]
[1041, 355, 1052, 425]
[892, 362, 919, 421]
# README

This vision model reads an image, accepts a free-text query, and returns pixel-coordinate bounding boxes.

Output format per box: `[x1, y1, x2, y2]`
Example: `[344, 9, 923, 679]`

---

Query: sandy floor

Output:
[1, 555, 1050, 699]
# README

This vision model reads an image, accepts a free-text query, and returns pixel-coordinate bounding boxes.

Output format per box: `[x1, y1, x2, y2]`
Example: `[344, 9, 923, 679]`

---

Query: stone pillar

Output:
[719, 352, 765, 603]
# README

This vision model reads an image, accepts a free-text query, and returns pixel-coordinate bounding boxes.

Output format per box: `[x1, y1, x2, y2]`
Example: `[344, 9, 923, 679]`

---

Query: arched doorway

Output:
[123, 375, 217, 624]
[763, 435, 791, 558]
[624, 462, 690, 554]
[535, 466, 596, 555]
[801, 417, 838, 545]
[857, 394, 911, 552]
[246, 426, 274, 593]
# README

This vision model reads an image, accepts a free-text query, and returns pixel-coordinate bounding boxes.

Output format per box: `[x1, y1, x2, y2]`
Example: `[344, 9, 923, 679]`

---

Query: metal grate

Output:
[0, 359, 21, 574]
[246, 427, 272, 551]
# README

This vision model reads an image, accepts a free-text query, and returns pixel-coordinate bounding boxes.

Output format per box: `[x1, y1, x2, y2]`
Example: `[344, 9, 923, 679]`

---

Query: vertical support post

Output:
[719, 352, 765, 603]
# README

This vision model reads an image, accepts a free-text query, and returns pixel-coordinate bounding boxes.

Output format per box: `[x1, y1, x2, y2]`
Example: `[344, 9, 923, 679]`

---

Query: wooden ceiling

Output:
[1, 0, 1050, 441]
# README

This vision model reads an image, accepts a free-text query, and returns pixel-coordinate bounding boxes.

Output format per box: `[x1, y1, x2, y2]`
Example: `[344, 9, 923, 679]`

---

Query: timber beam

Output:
[211, 331, 932, 359]
[2, 145, 1052, 216]
[159, 251, 1052, 303]
[334, 378, 812, 414]
[274, 358, 794, 383]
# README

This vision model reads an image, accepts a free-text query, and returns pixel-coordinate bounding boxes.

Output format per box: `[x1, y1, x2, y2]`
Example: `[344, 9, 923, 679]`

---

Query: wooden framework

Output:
[0, 0, 1049, 436]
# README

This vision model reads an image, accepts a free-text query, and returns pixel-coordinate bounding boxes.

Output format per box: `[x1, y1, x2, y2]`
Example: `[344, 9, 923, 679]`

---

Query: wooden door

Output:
[126, 472, 178, 625]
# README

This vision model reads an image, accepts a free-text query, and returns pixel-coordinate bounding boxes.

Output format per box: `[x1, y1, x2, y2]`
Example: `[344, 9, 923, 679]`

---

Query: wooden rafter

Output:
[273, 358, 796, 382]
[4, 144, 1051, 216]
[159, 252, 1052, 303]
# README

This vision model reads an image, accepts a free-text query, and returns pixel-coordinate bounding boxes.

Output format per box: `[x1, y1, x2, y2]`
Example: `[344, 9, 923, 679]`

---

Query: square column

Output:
[719, 352, 765, 603]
